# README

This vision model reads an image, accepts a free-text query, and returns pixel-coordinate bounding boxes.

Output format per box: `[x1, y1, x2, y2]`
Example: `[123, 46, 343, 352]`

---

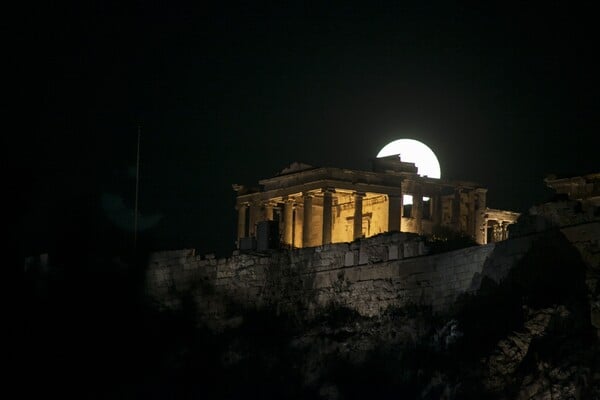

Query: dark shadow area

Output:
[443, 229, 596, 398]
[425, 225, 478, 254]
[23, 226, 597, 399]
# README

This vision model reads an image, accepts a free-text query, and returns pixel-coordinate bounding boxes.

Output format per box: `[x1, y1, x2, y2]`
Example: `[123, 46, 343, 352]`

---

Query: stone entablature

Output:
[233, 157, 517, 249]
[511, 172, 600, 237]
[545, 173, 600, 204]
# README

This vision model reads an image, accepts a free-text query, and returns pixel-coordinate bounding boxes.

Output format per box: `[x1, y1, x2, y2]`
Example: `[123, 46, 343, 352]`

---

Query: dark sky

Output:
[14, 3, 599, 257]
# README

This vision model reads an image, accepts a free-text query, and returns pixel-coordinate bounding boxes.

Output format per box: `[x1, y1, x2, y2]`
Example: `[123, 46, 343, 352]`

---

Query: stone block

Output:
[259, 257, 270, 265]
[404, 242, 418, 258]
[183, 261, 199, 271]
[388, 245, 399, 260]
[562, 222, 600, 243]
[343, 267, 360, 282]
[358, 249, 369, 265]
[314, 272, 332, 288]
[240, 258, 255, 267]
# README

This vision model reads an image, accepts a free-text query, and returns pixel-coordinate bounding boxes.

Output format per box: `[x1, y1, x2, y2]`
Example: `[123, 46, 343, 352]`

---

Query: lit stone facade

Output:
[484, 208, 520, 243]
[233, 156, 518, 249]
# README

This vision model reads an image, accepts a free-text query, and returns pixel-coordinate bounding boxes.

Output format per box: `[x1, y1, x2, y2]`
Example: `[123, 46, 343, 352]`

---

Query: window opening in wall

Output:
[403, 194, 413, 217]
[423, 197, 431, 219]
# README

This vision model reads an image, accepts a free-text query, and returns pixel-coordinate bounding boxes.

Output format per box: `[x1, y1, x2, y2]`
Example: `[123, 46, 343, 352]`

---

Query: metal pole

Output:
[134, 125, 141, 252]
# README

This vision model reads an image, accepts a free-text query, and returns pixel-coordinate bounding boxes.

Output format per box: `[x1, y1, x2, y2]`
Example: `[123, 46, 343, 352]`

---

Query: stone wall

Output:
[146, 222, 600, 323]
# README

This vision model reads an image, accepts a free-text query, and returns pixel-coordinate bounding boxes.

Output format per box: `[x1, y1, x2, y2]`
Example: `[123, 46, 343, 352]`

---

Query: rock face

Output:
[483, 306, 570, 393]
[142, 196, 600, 399]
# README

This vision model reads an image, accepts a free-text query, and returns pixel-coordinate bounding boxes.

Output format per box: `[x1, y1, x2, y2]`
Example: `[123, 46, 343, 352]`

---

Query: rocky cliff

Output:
[141, 196, 600, 399]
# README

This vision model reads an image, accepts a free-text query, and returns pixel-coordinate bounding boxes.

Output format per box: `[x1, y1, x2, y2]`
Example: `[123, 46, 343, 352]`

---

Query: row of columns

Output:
[237, 187, 488, 247]
[299, 189, 366, 246]
[488, 220, 511, 242]
[447, 187, 488, 243]
[237, 190, 447, 248]
[237, 189, 380, 248]
[238, 191, 485, 247]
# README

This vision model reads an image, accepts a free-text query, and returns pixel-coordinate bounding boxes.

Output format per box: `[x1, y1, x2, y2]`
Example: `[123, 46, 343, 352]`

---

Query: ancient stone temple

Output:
[233, 156, 518, 249]
[544, 172, 600, 206]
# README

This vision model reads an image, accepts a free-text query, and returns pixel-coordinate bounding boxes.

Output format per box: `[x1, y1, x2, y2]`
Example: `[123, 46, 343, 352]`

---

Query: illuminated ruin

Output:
[233, 155, 519, 250]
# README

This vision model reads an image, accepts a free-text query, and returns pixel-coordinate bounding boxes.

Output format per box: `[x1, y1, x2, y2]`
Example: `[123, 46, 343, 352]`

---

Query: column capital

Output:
[282, 195, 296, 203]
[322, 187, 336, 194]
[353, 191, 366, 197]
[236, 201, 250, 209]
[302, 191, 315, 198]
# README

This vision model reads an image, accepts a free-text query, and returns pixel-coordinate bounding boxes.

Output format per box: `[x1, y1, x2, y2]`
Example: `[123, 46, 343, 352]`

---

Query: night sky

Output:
[15, 3, 599, 258]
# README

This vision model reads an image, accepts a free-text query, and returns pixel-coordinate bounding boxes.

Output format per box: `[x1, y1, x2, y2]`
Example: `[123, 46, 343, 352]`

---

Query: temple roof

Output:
[278, 162, 315, 176]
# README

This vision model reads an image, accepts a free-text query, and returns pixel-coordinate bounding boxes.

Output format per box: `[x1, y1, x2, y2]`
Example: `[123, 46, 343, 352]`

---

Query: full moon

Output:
[377, 139, 441, 179]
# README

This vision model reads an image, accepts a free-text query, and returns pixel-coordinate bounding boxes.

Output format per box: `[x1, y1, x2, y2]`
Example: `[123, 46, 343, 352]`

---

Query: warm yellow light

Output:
[377, 139, 441, 205]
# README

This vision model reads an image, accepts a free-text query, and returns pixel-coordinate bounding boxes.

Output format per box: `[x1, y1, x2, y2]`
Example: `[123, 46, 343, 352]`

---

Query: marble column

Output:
[353, 192, 365, 240]
[387, 194, 402, 232]
[432, 193, 442, 226]
[467, 190, 476, 240]
[413, 185, 423, 234]
[248, 201, 260, 237]
[302, 193, 313, 247]
[502, 221, 510, 240]
[493, 221, 503, 242]
[474, 188, 487, 244]
[237, 203, 248, 242]
[482, 217, 489, 244]
[452, 188, 462, 231]
[322, 188, 334, 245]
[283, 197, 294, 246]
[264, 202, 274, 221]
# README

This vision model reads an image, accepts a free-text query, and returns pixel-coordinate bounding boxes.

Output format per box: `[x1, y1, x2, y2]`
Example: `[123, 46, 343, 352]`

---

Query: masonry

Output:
[146, 221, 600, 325]
[146, 171, 600, 326]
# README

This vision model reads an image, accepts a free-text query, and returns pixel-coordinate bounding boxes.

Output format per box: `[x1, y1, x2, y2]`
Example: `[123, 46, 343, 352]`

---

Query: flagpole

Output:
[134, 125, 141, 253]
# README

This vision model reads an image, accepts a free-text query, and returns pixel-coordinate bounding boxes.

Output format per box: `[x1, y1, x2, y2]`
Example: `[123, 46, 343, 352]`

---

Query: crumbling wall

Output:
[146, 232, 490, 319]
[146, 222, 600, 323]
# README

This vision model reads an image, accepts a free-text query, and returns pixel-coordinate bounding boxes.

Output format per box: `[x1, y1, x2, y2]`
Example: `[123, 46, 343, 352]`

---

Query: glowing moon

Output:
[377, 139, 441, 179]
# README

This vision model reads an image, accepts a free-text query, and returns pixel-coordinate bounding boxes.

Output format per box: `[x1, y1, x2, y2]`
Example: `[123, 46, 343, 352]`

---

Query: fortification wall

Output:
[146, 222, 600, 322]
